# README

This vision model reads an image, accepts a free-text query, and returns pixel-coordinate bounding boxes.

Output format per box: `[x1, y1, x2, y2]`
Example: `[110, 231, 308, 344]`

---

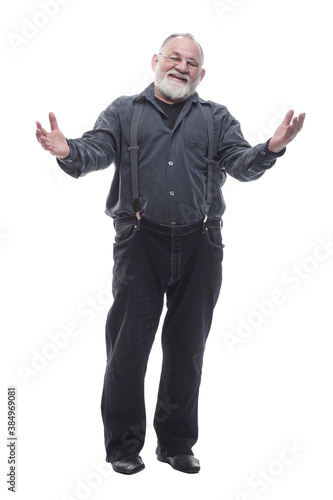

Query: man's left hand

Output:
[268, 110, 306, 153]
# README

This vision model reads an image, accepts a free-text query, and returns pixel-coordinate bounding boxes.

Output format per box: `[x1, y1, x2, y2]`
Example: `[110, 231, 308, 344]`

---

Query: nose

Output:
[175, 59, 189, 73]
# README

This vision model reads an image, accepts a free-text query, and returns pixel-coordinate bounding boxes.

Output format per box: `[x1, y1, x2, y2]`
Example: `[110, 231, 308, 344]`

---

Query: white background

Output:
[1, 0, 332, 499]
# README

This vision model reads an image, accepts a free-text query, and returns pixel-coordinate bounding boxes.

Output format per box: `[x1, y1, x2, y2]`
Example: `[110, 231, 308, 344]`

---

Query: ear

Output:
[151, 53, 159, 72]
[199, 68, 206, 82]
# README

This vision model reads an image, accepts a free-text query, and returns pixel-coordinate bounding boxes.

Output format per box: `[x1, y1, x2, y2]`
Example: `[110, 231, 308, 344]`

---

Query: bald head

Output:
[160, 33, 204, 65]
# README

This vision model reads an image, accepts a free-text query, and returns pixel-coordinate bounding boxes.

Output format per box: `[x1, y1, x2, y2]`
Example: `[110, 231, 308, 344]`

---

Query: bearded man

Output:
[36, 33, 305, 475]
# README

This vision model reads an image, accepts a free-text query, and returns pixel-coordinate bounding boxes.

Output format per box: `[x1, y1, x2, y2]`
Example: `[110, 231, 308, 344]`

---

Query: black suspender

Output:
[128, 100, 145, 219]
[128, 100, 215, 222]
[201, 104, 214, 223]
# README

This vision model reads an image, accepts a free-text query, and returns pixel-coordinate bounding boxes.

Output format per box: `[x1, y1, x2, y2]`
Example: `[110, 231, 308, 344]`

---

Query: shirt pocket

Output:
[184, 133, 208, 172]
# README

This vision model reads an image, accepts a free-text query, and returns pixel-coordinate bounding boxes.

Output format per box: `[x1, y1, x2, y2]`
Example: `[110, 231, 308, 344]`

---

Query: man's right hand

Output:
[36, 112, 70, 159]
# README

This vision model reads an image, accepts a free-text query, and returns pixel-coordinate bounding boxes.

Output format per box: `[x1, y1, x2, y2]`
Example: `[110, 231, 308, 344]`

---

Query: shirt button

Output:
[168, 161, 174, 166]
[171, 222, 176, 225]
[261, 151, 266, 156]
[169, 191, 175, 196]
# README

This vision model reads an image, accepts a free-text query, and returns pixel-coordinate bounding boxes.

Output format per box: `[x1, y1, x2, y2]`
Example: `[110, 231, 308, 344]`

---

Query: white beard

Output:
[154, 61, 202, 102]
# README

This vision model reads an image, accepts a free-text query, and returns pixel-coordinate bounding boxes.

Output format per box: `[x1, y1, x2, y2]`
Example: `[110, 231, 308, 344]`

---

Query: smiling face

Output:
[151, 36, 206, 104]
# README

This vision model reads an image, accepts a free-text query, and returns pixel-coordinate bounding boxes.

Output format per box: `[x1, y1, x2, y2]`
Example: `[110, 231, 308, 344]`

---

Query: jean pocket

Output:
[205, 227, 225, 250]
[114, 223, 137, 247]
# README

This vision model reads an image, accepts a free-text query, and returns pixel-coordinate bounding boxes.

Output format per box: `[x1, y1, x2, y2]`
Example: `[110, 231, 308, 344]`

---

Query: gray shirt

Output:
[57, 83, 285, 225]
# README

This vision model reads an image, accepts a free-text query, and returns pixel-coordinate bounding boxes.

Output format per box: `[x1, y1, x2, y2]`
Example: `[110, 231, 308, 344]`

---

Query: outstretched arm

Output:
[268, 110, 306, 153]
[36, 102, 120, 179]
[36, 112, 70, 159]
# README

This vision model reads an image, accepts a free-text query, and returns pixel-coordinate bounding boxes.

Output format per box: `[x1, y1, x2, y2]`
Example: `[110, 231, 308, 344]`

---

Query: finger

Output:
[49, 112, 59, 131]
[284, 124, 294, 141]
[36, 121, 48, 136]
[282, 109, 294, 126]
[39, 134, 52, 146]
[291, 116, 299, 134]
[285, 117, 298, 142]
[297, 113, 306, 132]
[36, 125, 44, 143]
[292, 115, 305, 138]
[39, 138, 49, 150]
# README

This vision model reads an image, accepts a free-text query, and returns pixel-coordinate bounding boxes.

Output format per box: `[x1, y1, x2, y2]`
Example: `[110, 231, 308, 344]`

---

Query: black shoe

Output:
[112, 455, 145, 475]
[157, 455, 200, 473]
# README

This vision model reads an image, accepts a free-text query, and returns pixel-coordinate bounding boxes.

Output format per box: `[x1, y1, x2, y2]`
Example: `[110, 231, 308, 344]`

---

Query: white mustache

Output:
[167, 70, 190, 83]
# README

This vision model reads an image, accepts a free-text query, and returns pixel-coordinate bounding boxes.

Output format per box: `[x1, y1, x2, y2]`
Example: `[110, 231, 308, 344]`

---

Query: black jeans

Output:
[101, 216, 223, 462]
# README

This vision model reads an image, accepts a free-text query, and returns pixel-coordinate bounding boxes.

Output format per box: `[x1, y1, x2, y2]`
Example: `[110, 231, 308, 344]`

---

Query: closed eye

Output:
[161, 53, 200, 68]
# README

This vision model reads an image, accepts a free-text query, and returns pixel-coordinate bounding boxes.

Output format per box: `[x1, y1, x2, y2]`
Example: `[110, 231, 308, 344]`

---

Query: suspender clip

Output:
[132, 197, 142, 212]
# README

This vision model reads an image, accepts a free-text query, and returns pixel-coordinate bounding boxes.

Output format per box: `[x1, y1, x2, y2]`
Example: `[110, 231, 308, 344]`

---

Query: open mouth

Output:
[168, 73, 188, 83]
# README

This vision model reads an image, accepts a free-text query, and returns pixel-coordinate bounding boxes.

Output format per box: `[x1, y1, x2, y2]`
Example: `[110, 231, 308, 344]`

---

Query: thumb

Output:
[49, 112, 59, 131]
